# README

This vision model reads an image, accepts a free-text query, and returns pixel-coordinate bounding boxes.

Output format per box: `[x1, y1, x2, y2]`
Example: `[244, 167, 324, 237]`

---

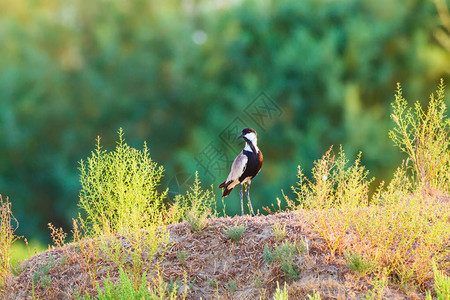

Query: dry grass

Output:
[0, 196, 19, 293]
[2, 211, 420, 300]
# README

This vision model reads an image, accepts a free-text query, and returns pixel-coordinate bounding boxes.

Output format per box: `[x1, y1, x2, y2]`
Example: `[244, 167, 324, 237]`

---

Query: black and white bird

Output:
[219, 128, 263, 216]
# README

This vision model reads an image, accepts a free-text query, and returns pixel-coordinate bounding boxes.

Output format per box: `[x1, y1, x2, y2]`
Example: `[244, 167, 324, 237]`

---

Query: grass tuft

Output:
[186, 209, 210, 233]
[263, 241, 305, 280]
[306, 290, 322, 300]
[176, 250, 189, 267]
[32, 255, 55, 290]
[344, 250, 374, 276]
[226, 279, 237, 293]
[272, 223, 287, 243]
[172, 171, 215, 233]
[81, 268, 180, 300]
[273, 281, 289, 300]
[432, 261, 450, 300]
[223, 223, 247, 243]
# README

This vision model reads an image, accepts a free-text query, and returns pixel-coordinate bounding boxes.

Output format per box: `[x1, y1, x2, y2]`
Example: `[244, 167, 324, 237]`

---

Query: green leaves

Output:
[78, 128, 168, 236]
[389, 80, 450, 193]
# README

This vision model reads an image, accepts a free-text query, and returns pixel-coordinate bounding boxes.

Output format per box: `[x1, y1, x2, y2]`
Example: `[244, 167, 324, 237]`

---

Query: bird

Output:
[219, 128, 263, 216]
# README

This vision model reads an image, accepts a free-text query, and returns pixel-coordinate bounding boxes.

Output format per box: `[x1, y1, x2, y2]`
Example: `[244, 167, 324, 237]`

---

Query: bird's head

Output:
[237, 128, 257, 144]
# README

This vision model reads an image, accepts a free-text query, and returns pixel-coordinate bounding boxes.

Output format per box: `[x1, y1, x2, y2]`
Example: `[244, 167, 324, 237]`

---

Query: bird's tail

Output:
[218, 181, 234, 198]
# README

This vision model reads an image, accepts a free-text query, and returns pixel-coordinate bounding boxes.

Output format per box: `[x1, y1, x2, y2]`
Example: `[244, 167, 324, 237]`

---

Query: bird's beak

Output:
[237, 133, 244, 139]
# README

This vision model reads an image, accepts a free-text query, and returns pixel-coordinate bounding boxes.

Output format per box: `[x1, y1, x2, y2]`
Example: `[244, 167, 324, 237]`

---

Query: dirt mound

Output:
[3, 211, 413, 299]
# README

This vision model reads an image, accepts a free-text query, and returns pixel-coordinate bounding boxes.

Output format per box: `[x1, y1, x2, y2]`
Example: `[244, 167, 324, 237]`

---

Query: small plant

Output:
[254, 275, 262, 289]
[10, 260, 28, 276]
[273, 281, 288, 300]
[272, 223, 287, 243]
[48, 223, 67, 248]
[60, 254, 67, 266]
[81, 268, 180, 300]
[344, 250, 374, 276]
[0, 195, 19, 289]
[208, 278, 218, 288]
[223, 223, 247, 243]
[432, 261, 450, 300]
[39, 275, 51, 289]
[176, 250, 189, 266]
[226, 279, 237, 293]
[32, 255, 55, 290]
[172, 171, 216, 232]
[306, 290, 322, 300]
[263, 241, 305, 280]
[186, 209, 210, 233]
[167, 278, 181, 295]
[263, 244, 273, 264]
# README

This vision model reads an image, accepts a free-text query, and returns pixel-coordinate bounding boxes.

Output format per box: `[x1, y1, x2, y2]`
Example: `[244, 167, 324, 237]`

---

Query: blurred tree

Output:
[0, 0, 448, 239]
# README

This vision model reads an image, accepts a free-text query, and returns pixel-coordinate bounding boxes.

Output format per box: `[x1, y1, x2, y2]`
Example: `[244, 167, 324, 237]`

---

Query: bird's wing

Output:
[226, 152, 248, 183]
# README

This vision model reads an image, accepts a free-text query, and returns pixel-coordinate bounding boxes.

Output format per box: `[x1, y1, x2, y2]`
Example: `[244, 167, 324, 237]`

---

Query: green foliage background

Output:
[0, 0, 448, 240]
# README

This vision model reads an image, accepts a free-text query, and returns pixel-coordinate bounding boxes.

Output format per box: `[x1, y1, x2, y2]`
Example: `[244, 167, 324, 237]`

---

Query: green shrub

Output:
[77, 129, 171, 292]
[344, 250, 374, 276]
[288, 147, 373, 255]
[172, 171, 215, 233]
[223, 224, 247, 243]
[389, 80, 450, 193]
[347, 81, 450, 287]
[78, 128, 168, 236]
[263, 241, 305, 280]
[290, 146, 372, 210]
[172, 171, 215, 223]
[32, 255, 55, 290]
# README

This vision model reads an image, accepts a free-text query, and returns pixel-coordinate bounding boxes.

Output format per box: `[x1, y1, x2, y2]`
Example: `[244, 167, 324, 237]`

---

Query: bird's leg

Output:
[240, 183, 244, 216]
[246, 182, 255, 217]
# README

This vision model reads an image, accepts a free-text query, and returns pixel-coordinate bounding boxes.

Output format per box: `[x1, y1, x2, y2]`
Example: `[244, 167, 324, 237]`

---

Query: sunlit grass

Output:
[0, 196, 19, 289]
[286, 80, 450, 290]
